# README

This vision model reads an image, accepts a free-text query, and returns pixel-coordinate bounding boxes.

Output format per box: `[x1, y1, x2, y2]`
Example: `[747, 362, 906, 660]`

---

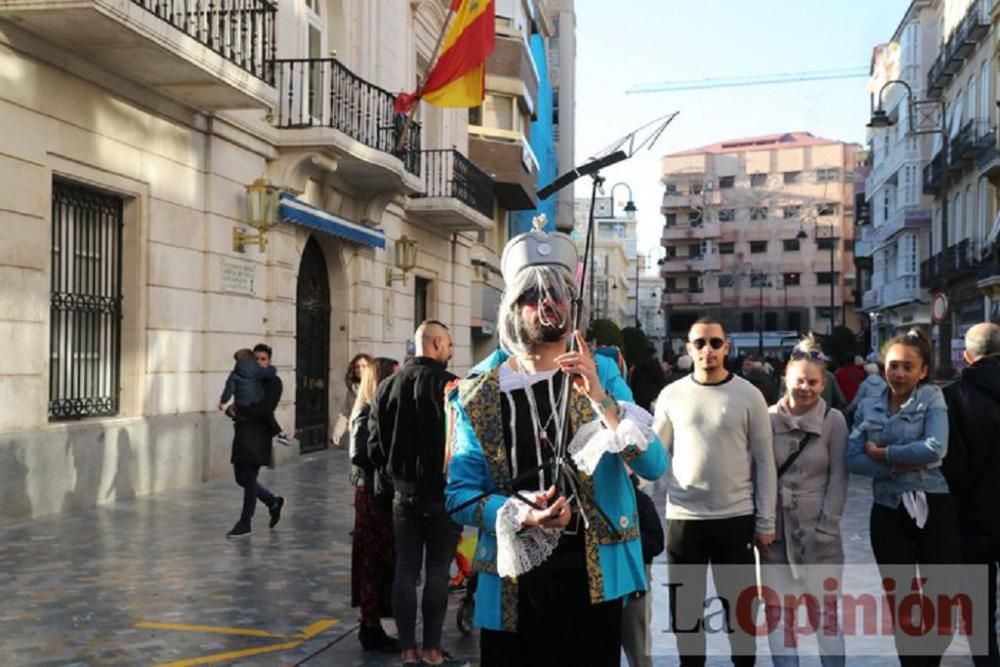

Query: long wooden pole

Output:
[394, 2, 459, 153]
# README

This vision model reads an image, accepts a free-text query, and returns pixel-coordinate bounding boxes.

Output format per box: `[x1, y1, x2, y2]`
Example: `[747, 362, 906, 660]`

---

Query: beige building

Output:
[0, 0, 567, 520]
[660, 132, 862, 351]
[573, 197, 637, 329]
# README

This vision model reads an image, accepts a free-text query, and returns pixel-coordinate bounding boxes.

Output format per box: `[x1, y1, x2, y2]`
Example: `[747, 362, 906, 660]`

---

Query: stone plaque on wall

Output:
[221, 257, 256, 295]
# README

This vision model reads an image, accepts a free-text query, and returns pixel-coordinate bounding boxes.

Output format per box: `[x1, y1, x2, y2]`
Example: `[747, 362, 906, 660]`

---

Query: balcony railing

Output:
[927, 0, 990, 96]
[922, 151, 944, 195]
[978, 245, 1000, 286]
[272, 58, 421, 175]
[413, 149, 494, 219]
[134, 0, 276, 82]
[950, 120, 977, 170]
[921, 238, 985, 289]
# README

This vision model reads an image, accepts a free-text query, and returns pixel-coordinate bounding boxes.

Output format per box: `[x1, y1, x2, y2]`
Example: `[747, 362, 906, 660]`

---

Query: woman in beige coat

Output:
[762, 341, 848, 666]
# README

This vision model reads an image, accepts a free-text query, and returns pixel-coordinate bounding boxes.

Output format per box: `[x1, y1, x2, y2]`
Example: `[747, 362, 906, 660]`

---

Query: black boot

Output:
[226, 520, 251, 538]
[358, 624, 401, 652]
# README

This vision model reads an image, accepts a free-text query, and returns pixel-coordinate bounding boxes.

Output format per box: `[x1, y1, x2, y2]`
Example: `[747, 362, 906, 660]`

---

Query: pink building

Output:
[659, 132, 862, 353]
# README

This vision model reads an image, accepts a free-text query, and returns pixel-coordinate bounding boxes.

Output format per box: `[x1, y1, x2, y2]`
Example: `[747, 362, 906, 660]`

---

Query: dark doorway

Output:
[295, 238, 331, 453]
[414, 277, 430, 325]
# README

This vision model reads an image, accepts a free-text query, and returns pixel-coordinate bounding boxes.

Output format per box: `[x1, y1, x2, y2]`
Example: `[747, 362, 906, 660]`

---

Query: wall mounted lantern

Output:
[385, 235, 418, 286]
[233, 177, 282, 252]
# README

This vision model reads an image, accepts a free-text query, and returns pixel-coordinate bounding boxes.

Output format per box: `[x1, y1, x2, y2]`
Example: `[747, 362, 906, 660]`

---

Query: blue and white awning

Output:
[279, 194, 385, 249]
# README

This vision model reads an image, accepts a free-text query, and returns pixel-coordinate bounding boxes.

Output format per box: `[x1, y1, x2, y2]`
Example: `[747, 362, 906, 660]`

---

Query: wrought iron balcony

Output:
[922, 151, 944, 195]
[978, 245, 1000, 288]
[135, 0, 276, 81]
[0, 0, 276, 108]
[950, 120, 977, 170]
[408, 149, 495, 231]
[272, 58, 421, 177]
[921, 238, 985, 289]
[927, 0, 990, 97]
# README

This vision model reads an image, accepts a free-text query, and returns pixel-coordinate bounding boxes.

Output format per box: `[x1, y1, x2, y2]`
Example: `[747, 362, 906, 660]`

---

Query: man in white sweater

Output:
[653, 318, 776, 667]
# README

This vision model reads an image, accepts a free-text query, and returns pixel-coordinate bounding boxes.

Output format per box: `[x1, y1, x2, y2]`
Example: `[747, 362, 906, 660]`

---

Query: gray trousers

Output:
[622, 563, 653, 667]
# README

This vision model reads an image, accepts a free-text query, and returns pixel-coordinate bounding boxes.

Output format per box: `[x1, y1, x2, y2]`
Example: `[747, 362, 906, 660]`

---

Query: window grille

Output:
[49, 181, 123, 420]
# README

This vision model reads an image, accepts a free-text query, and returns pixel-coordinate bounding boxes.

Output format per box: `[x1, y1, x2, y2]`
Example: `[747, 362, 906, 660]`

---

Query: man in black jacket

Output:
[226, 343, 285, 537]
[368, 320, 460, 667]
[943, 322, 1000, 666]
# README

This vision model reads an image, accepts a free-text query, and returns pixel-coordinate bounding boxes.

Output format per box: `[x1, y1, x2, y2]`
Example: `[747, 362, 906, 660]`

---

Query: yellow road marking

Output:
[141, 617, 340, 666]
[153, 640, 302, 667]
[296, 618, 338, 639]
[136, 621, 292, 638]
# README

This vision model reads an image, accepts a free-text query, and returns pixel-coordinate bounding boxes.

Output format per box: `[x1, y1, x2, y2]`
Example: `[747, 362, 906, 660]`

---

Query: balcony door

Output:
[307, 24, 324, 123]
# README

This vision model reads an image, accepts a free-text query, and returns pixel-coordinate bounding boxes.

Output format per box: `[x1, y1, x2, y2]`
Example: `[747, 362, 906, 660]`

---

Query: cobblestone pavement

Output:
[0, 447, 478, 666]
[0, 448, 988, 666]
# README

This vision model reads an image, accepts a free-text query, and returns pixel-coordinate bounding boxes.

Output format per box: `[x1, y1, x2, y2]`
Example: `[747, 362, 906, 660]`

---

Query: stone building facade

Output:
[0, 0, 568, 519]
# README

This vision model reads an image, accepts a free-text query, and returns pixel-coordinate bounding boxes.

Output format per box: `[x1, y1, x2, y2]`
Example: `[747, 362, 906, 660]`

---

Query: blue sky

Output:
[572, 0, 911, 256]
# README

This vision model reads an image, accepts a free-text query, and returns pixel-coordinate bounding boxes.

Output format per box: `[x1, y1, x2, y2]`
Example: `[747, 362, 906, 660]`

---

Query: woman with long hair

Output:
[332, 353, 371, 447]
[848, 329, 958, 665]
[762, 335, 848, 665]
[349, 356, 399, 652]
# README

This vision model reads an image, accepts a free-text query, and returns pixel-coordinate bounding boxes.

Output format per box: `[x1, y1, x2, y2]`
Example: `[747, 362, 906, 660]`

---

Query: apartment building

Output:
[660, 132, 862, 352]
[0, 0, 520, 519]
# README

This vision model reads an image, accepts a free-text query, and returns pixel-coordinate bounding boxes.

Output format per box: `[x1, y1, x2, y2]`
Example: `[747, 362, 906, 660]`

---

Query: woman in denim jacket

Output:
[848, 329, 959, 666]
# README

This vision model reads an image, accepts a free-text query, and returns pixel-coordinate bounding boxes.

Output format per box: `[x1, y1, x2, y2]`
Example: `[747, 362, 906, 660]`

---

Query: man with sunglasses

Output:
[652, 318, 776, 666]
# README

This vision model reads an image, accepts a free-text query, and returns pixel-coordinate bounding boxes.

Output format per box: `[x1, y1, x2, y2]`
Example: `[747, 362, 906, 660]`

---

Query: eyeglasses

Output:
[790, 349, 827, 363]
[689, 337, 725, 350]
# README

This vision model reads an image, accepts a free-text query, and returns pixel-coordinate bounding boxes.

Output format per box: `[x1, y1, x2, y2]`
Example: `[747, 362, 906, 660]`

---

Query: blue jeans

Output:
[233, 464, 275, 522]
[391, 493, 461, 652]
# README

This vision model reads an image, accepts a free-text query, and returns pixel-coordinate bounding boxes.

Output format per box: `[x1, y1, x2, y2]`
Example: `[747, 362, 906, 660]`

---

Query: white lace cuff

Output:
[568, 403, 657, 476]
[495, 495, 562, 579]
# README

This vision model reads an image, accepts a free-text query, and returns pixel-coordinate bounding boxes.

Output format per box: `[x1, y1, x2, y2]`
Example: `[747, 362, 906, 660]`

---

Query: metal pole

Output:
[784, 277, 789, 329]
[937, 128, 953, 379]
[758, 273, 764, 356]
[635, 253, 641, 326]
[829, 226, 836, 334]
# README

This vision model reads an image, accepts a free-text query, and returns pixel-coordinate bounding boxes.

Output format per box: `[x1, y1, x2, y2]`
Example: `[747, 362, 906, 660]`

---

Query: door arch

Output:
[295, 237, 331, 453]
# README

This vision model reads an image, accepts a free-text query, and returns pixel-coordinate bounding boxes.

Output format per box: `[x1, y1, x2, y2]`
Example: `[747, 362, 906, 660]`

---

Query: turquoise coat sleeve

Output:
[595, 355, 668, 481]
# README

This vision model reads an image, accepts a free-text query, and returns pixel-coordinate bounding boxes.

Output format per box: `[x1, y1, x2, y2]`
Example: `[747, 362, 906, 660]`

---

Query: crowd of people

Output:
[216, 223, 1000, 667]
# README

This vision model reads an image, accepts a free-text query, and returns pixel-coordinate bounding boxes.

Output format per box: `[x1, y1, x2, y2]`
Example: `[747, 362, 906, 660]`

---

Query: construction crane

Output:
[626, 67, 869, 95]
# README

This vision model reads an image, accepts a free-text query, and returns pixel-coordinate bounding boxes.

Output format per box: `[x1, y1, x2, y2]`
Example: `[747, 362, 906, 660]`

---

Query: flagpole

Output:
[394, 1, 459, 153]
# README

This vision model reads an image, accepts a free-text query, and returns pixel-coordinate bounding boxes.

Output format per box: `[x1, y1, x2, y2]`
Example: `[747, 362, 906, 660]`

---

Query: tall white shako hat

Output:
[500, 214, 579, 285]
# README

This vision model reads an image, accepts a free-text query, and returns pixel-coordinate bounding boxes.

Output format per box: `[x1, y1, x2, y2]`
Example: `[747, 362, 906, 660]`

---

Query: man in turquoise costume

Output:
[445, 218, 668, 666]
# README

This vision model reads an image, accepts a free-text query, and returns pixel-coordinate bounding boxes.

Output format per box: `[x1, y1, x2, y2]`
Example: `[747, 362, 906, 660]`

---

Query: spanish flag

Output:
[394, 0, 495, 114]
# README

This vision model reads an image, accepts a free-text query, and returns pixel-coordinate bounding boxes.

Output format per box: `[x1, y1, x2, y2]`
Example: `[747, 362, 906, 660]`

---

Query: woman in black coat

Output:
[227, 344, 285, 537]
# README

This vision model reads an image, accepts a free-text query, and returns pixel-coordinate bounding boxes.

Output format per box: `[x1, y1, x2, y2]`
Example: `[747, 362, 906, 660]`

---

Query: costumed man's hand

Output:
[522, 485, 572, 530]
[556, 331, 603, 401]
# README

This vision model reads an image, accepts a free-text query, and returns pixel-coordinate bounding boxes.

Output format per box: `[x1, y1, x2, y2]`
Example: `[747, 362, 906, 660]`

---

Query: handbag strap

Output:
[776, 405, 831, 478]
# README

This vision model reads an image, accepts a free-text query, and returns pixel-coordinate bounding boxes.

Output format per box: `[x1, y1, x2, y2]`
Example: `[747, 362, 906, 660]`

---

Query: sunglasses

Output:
[790, 349, 827, 363]
[518, 286, 545, 305]
[689, 337, 725, 350]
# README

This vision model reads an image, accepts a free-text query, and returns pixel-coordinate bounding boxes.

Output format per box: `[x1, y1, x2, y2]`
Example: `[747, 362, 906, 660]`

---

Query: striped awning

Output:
[279, 194, 385, 249]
